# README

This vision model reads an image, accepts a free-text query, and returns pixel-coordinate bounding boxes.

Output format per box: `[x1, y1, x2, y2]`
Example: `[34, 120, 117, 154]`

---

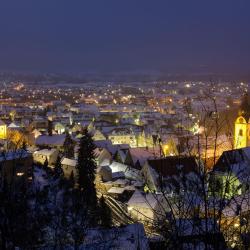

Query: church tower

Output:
[234, 116, 248, 149]
[0, 120, 7, 139]
[234, 93, 250, 149]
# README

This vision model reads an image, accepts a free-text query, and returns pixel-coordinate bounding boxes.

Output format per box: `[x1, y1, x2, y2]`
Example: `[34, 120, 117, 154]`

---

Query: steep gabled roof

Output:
[213, 147, 250, 182]
[147, 156, 199, 177]
[36, 134, 66, 146]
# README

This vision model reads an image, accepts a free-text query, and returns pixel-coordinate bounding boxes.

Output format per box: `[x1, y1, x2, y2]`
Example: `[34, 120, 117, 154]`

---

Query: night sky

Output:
[0, 0, 249, 75]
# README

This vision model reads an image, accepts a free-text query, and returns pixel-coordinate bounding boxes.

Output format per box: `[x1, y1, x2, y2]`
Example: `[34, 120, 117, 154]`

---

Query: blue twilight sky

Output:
[0, 0, 249, 75]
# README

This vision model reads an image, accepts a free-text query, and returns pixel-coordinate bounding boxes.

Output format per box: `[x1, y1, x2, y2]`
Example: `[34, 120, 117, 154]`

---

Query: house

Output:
[124, 147, 161, 170]
[35, 134, 66, 150]
[71, 123, 83, 133]
[109, 161, 141, 180]
[33, 148, 59, 166]
[91, 129, 106, 141]
[8, 122, 21, 129]
[127, 190, 167, 224]
[94, 147, 112, 166]
[0, 150, 33, 187]
[30, 118, 48, 132]
[96, 165, 112, 182]
[161, 136, 179, 156]
[54, 122, 65, 134]
[107, 186, 126, 200]
[210, 147, 250, 198]
[61, 157, 77, 178]
[74, 143, 112, 167]
[222, 192, 250, 248]
[142, 156, 200, 192]
[31, 129, 42, 139]
[136, 129, 155, 148]
[108, 127, 137, 148]
[106, 179, 132, 201]
[94, 140, 118, 156]
[113, 147, 129, 164]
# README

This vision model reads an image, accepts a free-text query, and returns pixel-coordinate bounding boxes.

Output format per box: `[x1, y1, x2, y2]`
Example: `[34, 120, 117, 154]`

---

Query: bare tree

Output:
[134, 88, 249, 249]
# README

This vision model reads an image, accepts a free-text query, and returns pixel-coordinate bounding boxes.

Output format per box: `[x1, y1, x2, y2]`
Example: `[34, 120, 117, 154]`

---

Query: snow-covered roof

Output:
[94, 147, 104, 157]
[113, 178, 128, 186]
[36, 134, 66, 146]
[213, 147, 250, 182]
[32, 129, 42, 137]
[97, 165, 112, 173]
[129, 147, 161, 166]
[61, 157, 77, 167]
[109, 161, 141, 180]
[33, 148, 58, 157]
[127, 190, 158, 210]
[109, 161, 129, 172]
[0, 149, 30, 162]
[108, 187, 125, 194]
[117, 149, 127, 162]
[8, 122, 20, 128]
[124, 185, 136, 191]
[112, 171, 125, 179]
[94, 140, 117, 155]
[132, 180, 144, 187]
[222, 192, 250, 217]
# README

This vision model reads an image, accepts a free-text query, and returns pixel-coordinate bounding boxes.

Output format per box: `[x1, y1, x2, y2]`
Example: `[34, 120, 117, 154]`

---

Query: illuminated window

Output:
[17, 172, 24, 176]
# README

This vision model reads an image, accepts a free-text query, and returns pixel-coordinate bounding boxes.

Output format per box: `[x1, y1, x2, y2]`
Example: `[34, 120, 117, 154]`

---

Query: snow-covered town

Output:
[1, 1, 250, 249]
[0, 78, 250, 249]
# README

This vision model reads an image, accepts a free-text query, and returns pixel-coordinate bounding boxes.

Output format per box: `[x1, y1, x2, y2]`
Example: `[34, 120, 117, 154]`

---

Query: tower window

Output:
[239, 129, 243, 136]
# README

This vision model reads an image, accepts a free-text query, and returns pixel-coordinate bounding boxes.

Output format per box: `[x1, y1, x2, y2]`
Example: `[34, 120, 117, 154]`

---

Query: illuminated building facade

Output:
[234, 116, 249, 149]
[0, 120, 7, 139]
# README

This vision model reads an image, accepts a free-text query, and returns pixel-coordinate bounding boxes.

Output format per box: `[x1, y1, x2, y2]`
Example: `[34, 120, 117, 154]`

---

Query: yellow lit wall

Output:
[0, 124, 7, 139]
[234, 116, 247, 149]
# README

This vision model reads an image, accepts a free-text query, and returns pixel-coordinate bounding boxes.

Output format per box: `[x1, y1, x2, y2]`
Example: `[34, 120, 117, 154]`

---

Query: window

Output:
[17, 172, 24, 176]
[239, 129, 243, 136]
